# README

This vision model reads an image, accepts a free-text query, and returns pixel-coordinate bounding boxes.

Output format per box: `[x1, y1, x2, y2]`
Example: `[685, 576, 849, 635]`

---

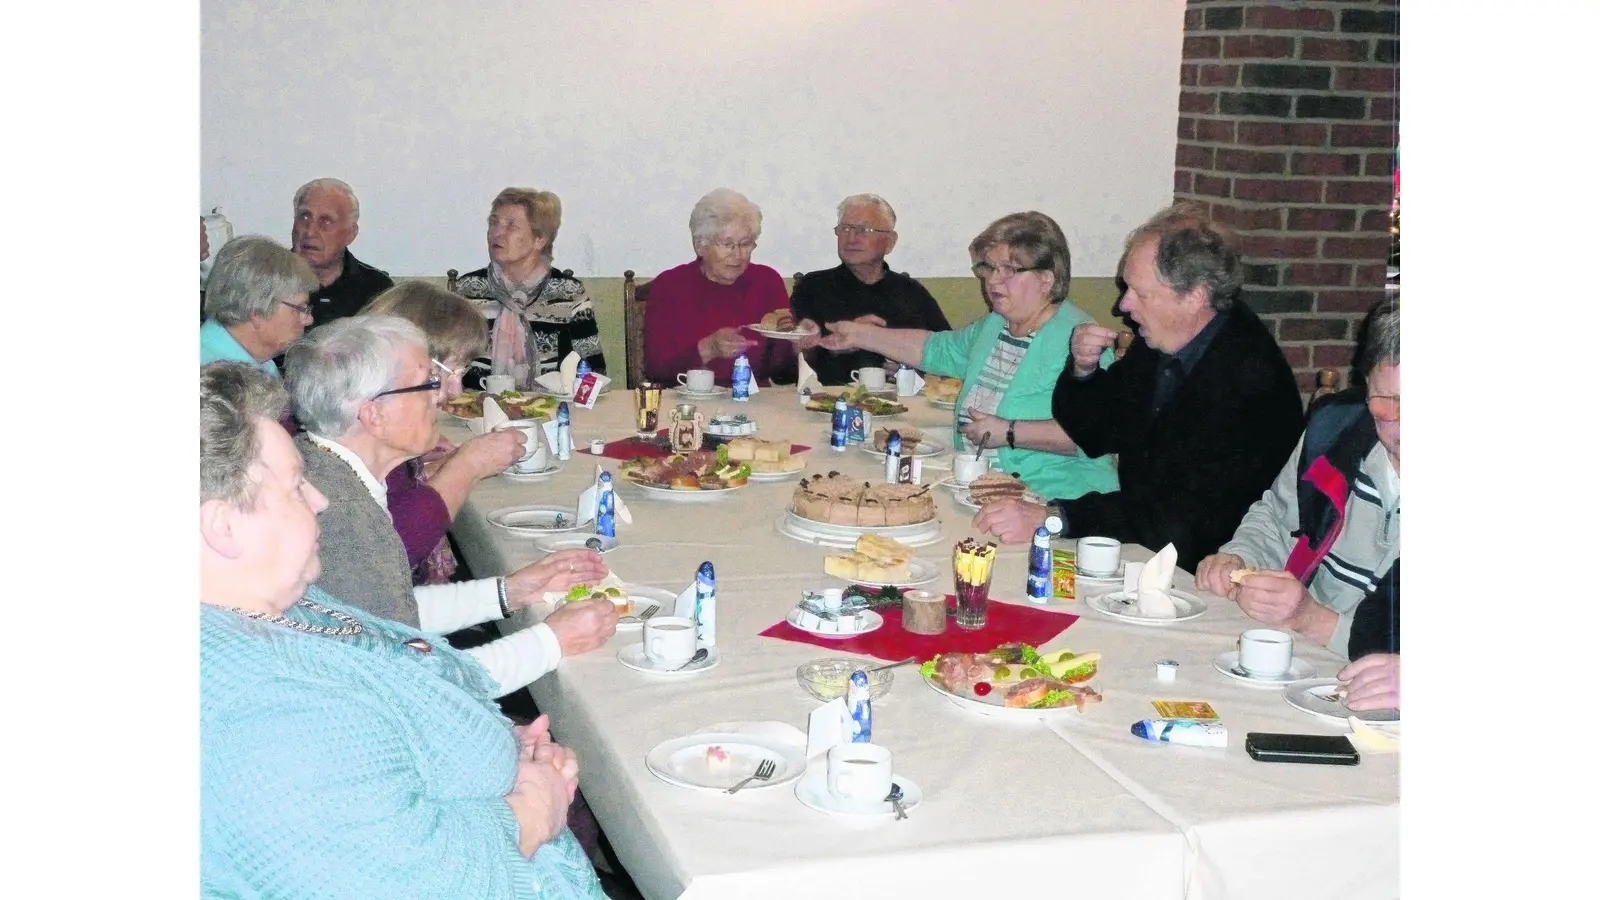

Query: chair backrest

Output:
[623, 270, 652, 389]
[1309, 367, 1341, 410]
[447, 269, 459, 293]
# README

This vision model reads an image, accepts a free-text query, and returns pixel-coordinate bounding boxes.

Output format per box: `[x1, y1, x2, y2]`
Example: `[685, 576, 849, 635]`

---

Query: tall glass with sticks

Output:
[634, 381, 662, 437]
[952, 538, 997, 630]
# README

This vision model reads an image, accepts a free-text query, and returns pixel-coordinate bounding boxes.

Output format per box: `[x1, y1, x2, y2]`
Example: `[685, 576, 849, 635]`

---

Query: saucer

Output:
[499, 460, 564, 482]
[675, 386, 729, 399]
[1074, 561, 1126, 583]
[794, 768, 923, 817]
[1211, 651, 1316, 687]
[1284, 678, 1400, 725]
[487, 505, 582, 534]
[617, 644, 722, 675]
[530, 534, 618, 554]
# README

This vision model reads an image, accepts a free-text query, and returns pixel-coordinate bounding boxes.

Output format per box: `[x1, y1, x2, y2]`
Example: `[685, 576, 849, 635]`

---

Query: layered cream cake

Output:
[793, 472, 936, 527]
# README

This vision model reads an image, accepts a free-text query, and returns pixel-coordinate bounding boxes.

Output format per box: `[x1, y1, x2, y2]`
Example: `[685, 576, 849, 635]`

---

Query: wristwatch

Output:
[1006, 420, 1017, 450]
[1043, 500, 1066, 536]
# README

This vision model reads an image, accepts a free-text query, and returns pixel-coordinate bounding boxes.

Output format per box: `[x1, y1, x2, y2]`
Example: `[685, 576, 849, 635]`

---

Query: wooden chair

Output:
[1306, 367, 1342, 415]
[623, 270, 652, 389]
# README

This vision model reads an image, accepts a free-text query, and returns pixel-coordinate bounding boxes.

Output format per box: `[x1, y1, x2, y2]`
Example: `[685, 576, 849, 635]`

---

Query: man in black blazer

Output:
[975, 204, 1303, 572]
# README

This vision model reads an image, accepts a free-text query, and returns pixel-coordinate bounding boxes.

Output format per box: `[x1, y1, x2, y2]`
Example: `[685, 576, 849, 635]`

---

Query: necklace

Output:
[223, 597, 433, 653]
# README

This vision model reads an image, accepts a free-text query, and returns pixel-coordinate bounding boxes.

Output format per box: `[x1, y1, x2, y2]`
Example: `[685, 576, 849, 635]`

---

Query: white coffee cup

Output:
[952, 455, 988, 486]
[1238, 628, 1295, 678]
[678, 369, 715, 393]
[850, 367, 887, 390]
[494, 419, 549, 473]
[1076, 536, 1122, 578]
[642, 616, 698, 667]
[827, 742, 893, 803]
[484, 374, 516, 395]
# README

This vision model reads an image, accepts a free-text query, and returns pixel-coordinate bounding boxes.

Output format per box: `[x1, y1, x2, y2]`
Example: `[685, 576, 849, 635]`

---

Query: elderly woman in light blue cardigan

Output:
[819, 211, 1118, 502]
[198, 361, 604, 899]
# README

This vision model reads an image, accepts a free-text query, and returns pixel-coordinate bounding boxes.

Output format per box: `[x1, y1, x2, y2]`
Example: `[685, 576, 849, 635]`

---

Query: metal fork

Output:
[619, 603, 660, 624]
[724, 759, 777, 794]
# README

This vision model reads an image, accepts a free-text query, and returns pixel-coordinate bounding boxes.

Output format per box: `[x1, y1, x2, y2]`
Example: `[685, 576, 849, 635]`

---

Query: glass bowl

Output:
[796, 658, 894, 702]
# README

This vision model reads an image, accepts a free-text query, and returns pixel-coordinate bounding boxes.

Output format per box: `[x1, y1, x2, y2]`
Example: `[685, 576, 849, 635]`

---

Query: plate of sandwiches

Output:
[822, 533, 938, 588]
[746, 309, 819, 341]
[952, 472, 1041, 511]
[860, 425, 946, 459]
[922, 643, 1104, 719]
[442, 390, 558, 423]
[923, 375, 963, 410]
[725, 437, 808, 481]
[802, 386, 908, 417]
[618, 448, 751, 500]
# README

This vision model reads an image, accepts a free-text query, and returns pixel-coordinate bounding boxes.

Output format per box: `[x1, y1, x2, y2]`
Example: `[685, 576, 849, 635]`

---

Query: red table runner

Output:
[582, 430, 810, 462]
[759, 595, 1078, 662]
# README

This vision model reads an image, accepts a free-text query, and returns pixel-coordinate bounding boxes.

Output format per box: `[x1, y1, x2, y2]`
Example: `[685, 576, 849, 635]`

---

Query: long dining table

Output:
[443, 383, 1398, 900]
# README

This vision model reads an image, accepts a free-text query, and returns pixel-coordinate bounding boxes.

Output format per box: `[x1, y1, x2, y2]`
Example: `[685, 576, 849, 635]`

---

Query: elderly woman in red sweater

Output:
[642, 188, 795, 386]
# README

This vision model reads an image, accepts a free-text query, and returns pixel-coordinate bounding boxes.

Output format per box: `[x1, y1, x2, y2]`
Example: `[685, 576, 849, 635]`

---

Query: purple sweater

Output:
[642, 261, 794, 386]
[385, 460, 451, 571]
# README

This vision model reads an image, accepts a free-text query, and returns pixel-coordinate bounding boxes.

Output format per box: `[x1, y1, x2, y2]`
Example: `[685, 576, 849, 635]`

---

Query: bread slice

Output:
[1229, 567, 1261, 585]
[824, 532, 915, 582]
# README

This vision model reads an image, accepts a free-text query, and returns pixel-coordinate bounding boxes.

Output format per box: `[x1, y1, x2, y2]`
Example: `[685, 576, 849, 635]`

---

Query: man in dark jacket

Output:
[290, 178, 395, 328]
[975, 203, 1303, 572]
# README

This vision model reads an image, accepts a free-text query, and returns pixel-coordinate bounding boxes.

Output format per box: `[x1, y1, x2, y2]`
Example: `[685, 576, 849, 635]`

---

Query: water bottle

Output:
[576, 359, 590, 378]
[1027, 526, 1052, 604]
[846, 670, 873, 743]
[555, 402, 572, 461]
[883, 430, 902, 484]
[694, 561, 717, 647]
[730, 353, 751, 402]
[595, 472, 616, 538]
[830, 395, 849, 452]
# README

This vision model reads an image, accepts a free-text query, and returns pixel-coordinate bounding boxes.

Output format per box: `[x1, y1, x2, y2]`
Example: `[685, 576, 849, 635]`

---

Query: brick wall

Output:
[1174, 0, 1398, 395]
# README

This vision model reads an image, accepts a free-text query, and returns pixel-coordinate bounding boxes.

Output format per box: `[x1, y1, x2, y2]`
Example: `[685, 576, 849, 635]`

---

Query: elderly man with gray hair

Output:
[200, 235, 317, 375]
[290, 177, 394, 327]
[791, 193, 951, 385]
[285, 315, 619, 696]
[642, 187, 795, 386]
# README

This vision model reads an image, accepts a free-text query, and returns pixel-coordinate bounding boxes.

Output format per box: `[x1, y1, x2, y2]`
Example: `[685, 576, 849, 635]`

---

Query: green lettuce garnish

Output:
[1020, 645, 1042, 666]
[1027, 690, 1076, 709]
[919, 659, 938, 678]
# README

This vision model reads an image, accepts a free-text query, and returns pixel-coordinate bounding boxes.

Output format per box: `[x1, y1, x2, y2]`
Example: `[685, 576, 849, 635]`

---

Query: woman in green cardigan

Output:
[818, 211, 1117, 502]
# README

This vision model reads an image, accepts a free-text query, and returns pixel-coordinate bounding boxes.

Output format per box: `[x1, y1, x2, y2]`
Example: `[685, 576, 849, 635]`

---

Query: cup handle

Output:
[849, 370, 860, 384]
[676, 373, 689, 386]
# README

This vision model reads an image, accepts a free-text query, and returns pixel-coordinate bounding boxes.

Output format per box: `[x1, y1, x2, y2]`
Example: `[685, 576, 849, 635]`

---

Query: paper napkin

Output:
[1136, 543, 1179, 618]
[806, 698, 849, 761]
[559, 352, 581, 395]
[1347, 716, 1400, 754]
[797, 354, 819, 394]
[673, 581, 696, 619]
[576, 465, 632, 527]
[482, 396, 510, 431]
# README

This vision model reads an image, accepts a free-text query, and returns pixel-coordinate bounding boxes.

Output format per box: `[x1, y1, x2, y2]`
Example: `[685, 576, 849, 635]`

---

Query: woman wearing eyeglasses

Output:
[641, 187, 795, 386]
[453, 187, 606, 390]
[284, 316, 620, 698]
[200, 235, 317, 375]
[1196, 300, 1401, 707]
[360, 282, 526, 585]
[818, 211, 1119, 504]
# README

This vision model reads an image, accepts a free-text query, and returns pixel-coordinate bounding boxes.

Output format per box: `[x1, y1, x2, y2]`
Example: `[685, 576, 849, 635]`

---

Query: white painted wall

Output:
[202, 0, 1184, 278]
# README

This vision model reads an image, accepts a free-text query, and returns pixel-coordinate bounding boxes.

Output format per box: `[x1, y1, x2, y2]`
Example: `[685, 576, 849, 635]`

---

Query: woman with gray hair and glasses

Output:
[642, 187, 795, 386]
[199, 361, 607, 898]
[200, 235, 317, 375]
[284, 315, 619, 697]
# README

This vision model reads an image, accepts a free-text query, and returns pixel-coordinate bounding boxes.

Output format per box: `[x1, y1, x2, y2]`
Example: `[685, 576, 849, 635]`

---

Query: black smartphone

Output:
[1245, 732, 1360, 765]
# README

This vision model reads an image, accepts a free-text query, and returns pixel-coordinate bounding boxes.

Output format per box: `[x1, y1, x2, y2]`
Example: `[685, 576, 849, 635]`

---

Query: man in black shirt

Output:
[791, 194, 951, 385]
[290, 178, 394, 328]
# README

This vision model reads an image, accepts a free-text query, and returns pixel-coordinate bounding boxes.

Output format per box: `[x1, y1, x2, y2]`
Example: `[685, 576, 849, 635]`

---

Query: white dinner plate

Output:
[785, 608, 884, 638]
[794, 768, 923, 817]
[922, 673, 1090, 720]
[611, 585, 679, 632]
[746, 323, 819, 341]
[1086, 589, 1207, 624]
[487, 505, 582, 534]
[1283, 677, 1400, 725]
[1211, 651, 1318, 688]
[861, 439, 948, 459]
[645, 732, 807, 792]
[926, 397, 957, 411]
[675, 386, 729, 400]
[777, 510, 943, 549]
[497, 460, 564, 482]
[785, 506, 937, 536]
[951, 488, 1045, 513]
[530, 533, 618, 554]
[829, 557, 938, 589]
[747, 464, 806, 482]
[617, 644, 722, 675]
[626, 480, 747, 502]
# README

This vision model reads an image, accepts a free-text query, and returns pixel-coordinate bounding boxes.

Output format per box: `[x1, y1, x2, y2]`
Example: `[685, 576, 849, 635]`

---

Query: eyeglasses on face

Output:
[835, 224, 893, 237]
[1366, 393, 1400, 419]
[971, 262, 1045, 281]
[281, 298, 314, 318]
[710, 239, 758, 254]
[372, 377, 443, 400]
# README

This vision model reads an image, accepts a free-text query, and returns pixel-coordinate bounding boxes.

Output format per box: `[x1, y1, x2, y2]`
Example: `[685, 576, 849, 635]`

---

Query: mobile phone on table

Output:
[1245, 732, 1360, 765]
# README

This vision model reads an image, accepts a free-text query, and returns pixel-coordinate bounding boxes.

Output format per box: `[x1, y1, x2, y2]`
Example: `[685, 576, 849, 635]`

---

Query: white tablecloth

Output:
[445, 387, 1396, 900]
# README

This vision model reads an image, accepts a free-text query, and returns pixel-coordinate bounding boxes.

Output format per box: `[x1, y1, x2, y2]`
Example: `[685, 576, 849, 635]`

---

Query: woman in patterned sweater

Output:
[455, 187, 606, 389]
[200, 361, 606, 899]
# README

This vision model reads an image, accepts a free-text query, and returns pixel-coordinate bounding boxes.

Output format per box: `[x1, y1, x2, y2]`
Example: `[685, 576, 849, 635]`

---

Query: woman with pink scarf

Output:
[454, 188, 607, 388]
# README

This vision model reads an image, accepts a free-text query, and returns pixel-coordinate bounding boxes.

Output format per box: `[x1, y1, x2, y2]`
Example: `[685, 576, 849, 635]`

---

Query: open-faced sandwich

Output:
[871, 424, 924, 454]
[920, 643, 1103, 711]
[618, 446, 751, 490]
[804, 384, 907, 416]
[543, 572, 632, 614]
[443, 390, 558, 422]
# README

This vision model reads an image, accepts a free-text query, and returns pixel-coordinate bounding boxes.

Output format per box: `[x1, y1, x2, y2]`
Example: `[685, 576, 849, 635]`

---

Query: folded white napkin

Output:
[806, 698, 849, 762]
[673, 581, 696, 619]
[559, 352, 581, 395]
[1136, 543, 1179, 618]
[575, 465, 632, 526]
[797, 354, 819, 394]
[482, 396, 510, 431]
[1347, 716, 1401, 753]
